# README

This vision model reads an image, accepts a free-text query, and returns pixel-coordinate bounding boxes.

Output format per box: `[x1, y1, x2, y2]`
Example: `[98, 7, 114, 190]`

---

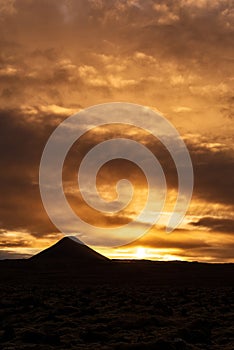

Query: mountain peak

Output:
[63, 235, 85, 245]
[30, 236, 109, 264]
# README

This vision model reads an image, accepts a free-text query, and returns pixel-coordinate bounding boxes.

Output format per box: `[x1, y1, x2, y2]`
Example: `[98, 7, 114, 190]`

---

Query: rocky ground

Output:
[0, 283, 233, 349]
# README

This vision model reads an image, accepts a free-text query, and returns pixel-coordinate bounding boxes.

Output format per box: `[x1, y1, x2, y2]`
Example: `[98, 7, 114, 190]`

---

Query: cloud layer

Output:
[0, 0, 233, 261]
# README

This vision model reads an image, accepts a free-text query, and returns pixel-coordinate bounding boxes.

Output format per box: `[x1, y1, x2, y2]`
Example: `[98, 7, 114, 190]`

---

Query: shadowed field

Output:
[0, 238, 233, 349]
[0, 282, 233, 349]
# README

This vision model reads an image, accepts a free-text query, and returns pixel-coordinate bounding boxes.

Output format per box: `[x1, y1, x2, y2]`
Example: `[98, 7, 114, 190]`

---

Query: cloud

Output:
[191, 217, 234, 233]
[0, 0, 233, 261]
[0, 106, 233, 240]
[153, 3, 180, 25]
[0, 0, 233, 133]
[0, 0, 16, 16]
[119, 225, 234, 262]
[0, 240, 30, 248]
[0, 108, 62, 236]
[189, 141, 234, 206]
[0, 250, 31, 260]
[132, 229, 211, 250]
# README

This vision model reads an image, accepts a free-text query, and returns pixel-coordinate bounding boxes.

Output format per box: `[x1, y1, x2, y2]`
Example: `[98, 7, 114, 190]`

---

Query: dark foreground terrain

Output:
[0, 238, 233, 349]
[1, 264, 234, 350]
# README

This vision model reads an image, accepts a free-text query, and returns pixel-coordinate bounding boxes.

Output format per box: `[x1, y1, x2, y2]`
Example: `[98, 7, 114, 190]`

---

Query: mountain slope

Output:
[30, 236, 109, 264]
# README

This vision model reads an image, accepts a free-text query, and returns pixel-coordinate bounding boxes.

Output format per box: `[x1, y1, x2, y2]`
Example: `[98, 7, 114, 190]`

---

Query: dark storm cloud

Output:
[0, 250, 31, 260]
[0, 108, 66, 236]
[189, 143, 234, 206]
[133, 135, 234, 207]
[191, 217, 234, 233]
[175, 245, 234, 263]
[222, 95, 234, 120]
[0, 106, 233, 239]
[66, 125, 234, 208]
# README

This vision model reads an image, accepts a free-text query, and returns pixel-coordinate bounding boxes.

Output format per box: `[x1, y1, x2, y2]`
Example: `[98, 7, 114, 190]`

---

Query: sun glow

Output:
[136, 247, 146, 259]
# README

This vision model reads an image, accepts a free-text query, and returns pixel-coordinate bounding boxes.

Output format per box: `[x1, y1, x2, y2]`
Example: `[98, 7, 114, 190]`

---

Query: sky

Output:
[0, 0, 233, 262]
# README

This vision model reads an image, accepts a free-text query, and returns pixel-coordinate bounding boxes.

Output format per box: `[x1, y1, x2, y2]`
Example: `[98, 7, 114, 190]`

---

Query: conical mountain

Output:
[30, 236, 109, 264]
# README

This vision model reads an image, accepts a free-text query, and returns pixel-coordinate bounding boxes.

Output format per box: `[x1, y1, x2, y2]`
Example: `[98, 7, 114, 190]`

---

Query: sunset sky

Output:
[0, 0, 233, 262]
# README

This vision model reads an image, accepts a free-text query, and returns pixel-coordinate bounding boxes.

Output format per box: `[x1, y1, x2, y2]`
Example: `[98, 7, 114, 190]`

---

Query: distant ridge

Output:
[0, 236, 234, 287]
[30, 236, 109, 264]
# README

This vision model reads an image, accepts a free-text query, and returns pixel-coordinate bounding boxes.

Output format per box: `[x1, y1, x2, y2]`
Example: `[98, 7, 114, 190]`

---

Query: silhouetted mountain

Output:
[29, 236, 109, 265]
[0, 236, 234, 288]
[1, 239, 234, 349]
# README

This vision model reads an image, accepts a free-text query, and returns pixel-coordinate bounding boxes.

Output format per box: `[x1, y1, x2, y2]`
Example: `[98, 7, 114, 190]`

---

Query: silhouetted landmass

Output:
[0, 237, 233, 349]
[1, 237, 233, 287]
[30, 236, 109, 265]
